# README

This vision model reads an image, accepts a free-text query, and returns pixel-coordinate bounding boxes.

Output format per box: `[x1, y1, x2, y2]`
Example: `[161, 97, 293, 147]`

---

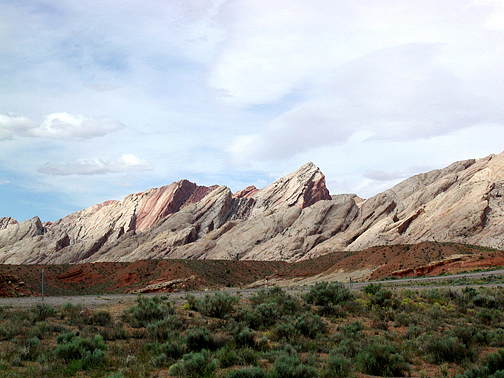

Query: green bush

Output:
[230, 322, 256, 348]
[162, 339, 186, 360]
[363, 283, 382, 296]
[125, 295, 174, 328]
[457, 349, 504, 378]
[168, 349, 219, 377]
[147, 315, 185, 341]
[324, 350, 351, 377]
[55, 332, 106, 369]
[61, 303, 88, 325]
[295, 313, 327, 339]
[356, 341, 410, 377]
[239, 302, 280, 329]
[91, 310, 112, 327]
[274, 322, 298, 341]
[303, 282, 352, 306]
[477, 308, 502, 326]
[250, 286, 301, 317]
[185, 326, 221, 351]
[270, 349, 318, 378]
[227, 366, 267, 378]
[427, 336, 475, 364]
[196, 292, 238, 319]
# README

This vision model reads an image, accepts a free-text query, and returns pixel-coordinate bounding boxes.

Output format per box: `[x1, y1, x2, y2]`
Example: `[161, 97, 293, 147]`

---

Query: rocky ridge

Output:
[1, 153, 504, 264]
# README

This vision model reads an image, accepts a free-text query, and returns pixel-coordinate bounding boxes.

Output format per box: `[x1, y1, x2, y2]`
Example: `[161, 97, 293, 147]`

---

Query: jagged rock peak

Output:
[250, 162, 331, 215]
[0, 217, 18, 230]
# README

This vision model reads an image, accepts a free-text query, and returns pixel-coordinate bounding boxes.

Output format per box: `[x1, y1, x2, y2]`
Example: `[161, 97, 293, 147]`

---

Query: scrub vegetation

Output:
[2, 284, 504, 377]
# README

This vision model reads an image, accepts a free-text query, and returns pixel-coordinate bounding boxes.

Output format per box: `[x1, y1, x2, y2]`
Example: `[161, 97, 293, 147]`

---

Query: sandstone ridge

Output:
[1, 153, 504, 264]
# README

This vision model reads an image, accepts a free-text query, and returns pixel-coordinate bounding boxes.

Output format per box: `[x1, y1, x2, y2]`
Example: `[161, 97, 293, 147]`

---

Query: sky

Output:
[1, 0, 504, 222]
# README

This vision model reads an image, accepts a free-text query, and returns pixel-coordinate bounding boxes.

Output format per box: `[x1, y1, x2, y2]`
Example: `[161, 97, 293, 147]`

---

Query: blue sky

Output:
[1, 0, 504, 222]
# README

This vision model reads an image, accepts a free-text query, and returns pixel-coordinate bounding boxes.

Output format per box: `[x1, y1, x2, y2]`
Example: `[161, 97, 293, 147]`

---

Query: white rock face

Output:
[2, 152, 504, 264]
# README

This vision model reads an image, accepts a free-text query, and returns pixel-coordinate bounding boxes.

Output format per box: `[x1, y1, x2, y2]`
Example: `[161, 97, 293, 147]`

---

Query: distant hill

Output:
[1, 152, 504, 265]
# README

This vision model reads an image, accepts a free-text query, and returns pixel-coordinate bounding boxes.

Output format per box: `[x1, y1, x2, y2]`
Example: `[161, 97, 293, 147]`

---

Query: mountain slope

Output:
[1, 152, 504, 264]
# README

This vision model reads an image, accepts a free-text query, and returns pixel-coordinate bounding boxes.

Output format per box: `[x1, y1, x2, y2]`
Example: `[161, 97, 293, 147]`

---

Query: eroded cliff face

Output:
[2, 153, 504, 264]
[0, 162, 336, 263]
[308, 152, 504, 254]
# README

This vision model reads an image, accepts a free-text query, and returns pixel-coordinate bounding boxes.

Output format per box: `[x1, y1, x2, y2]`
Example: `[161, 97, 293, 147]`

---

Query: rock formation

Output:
[1, 152, 504, 264]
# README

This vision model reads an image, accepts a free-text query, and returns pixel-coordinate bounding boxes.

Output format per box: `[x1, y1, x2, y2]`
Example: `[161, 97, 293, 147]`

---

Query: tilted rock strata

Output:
[0, 180, 219, 264]
[0, 162, 335, 263]
[2, 153, 504, 264]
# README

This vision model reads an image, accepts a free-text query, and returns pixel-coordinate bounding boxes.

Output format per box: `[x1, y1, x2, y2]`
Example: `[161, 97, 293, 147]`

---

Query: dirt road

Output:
[1, 269, 503, 309]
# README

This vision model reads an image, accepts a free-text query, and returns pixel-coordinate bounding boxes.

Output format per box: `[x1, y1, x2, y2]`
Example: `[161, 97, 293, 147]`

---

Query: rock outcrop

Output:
[2, 152, 504, 264]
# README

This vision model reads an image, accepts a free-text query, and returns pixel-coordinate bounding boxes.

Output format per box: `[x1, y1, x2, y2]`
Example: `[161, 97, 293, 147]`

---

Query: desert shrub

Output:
[13, 335, 41, 361]
[216, 345, 241, 368]
[250, 286, 301, 317]
[456, 349, 504, 378]
[473, 293, 497, 309]
[61, 303, 88, 325]
[161, 339, 186, 360]
[424, 289, 446, 305]
[426, 336, 475, 364]
[168, 349, 219, 377]
[477, 308, 502, 326]
[227, 366, 267, 378]
[239, 287, 302, 329]
[368, 287, 398, 309]
[185, 326, 221, 351]
[230, 322, 256, 348]
[303, 282, 352, 306]
[356, 341, 410, 377]
[147, 315, 184, 341]
[324, 350, 351, 378]
[0, 322, 23, 340]
[30, 303, 56, 322]
[239, 302, 280, 329]
[196, 292, 238, 319]
[215, 345, 258, 368]
[270, 350, 318, 378]
[125, 295, 174, 328]
[295, 313, 327, 339]
[184, 294, 198, 311]
[107, 373, 125, 378]
[55, 332, 106, 369]
[91, 310, 112, 327]
[274, 322, 298, 341]
[336, 321, 364, 339]
[395, 311, 419, 327]
[363, 283, 382, 296]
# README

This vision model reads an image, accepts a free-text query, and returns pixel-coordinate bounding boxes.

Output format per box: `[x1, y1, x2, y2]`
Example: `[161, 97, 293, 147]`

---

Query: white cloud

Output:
[0, 179, 10, 185]
[229, 43, 503, 162]
[0, 114, 36, 140]
[37, 154, 153, 176]
[0, 113, 124, 140]
[29, 113, 124, 139]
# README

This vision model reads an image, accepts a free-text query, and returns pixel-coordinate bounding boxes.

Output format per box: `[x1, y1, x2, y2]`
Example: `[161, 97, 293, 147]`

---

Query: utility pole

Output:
[41, 269, 45, 302]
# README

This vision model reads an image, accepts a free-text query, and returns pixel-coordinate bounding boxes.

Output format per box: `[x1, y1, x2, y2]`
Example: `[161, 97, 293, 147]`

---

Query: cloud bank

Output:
[38, 154, 153, 176]
[0, 113, 124, 140]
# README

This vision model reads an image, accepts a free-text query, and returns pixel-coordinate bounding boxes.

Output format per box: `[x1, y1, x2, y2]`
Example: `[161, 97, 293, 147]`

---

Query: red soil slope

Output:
[1, 242, 503, 297]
